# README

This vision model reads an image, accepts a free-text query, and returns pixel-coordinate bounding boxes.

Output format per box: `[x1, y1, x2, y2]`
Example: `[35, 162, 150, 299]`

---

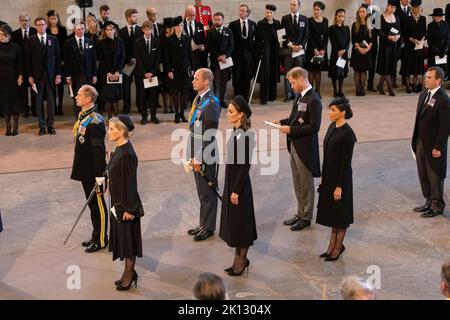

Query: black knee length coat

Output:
[219, 128, 257, 248]
[316, 122, 357, 229]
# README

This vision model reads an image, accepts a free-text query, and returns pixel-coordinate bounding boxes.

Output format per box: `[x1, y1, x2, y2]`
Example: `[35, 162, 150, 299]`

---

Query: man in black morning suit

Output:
[275, 67, 322, 231]
[228, 4, 256, 101]
[395, 0, 411, 86]
[184, 5, 208, 71]
[64, 22, 97, 119]
[412, 66, 450, 218]
[207, 12, 234, 109]
[280, 0, 309, 102]
[119, 8, 144, 114]
[134, 21, 162, 125]
[26, 17, 61, 136]
[12, 13, 37, 117]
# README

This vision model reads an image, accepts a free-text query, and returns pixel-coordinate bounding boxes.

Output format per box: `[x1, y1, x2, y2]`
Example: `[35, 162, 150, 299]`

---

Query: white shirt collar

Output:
[240, 18, 247, 24]
[199, 89, 210, 100]
[38, 33, 46, 41]
[75, 35, 84, 42]
[428, 86, 441, 98]
[300, 85, 312, 98]
[144, 35, 151, 42]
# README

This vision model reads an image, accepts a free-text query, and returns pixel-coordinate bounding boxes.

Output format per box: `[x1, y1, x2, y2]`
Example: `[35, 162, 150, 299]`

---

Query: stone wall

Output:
[0, 0, 448, 31]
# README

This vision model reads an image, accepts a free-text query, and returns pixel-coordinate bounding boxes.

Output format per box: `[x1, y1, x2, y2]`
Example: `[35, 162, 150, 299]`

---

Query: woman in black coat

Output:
[351, 6, 373, 96]
[376, 1, 401, 96]
[401, 2, 426, 94]
[97, 21, 125, 118]
[160, 17, 175, 114]
[164, 16, 192, 123]
[328, 9, 350, 98]
[47, 10, 68, 115]
[108, 115, 143, 291]
[255, 4, 280, 105]
[0, 24, 23, 136]
[316, 97, 356, 262]
[220, 96, 256, 276]
[306, 2, 328, 97]
[427, 9, 450, 79]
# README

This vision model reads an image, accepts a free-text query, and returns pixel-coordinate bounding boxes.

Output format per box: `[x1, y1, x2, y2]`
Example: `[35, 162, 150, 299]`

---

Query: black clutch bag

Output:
[112, 195, 144, 222]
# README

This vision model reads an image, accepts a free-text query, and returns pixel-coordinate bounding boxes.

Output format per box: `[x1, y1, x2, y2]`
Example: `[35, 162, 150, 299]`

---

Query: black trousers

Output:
[139, 85, 158, 120]
[35, 74, 55, 130]
[232, 58, 253, 101]
[213, 66, 229, 103]
[123, 73, 142, 114]
[81, 180, 108, 247]
[22, 82, 37, 115]
[194, 164, 218, 232]
[416, 140, 445, 212]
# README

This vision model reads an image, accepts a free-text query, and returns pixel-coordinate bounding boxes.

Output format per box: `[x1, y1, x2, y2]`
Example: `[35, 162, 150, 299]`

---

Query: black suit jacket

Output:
[280, 88, 322, 177]
[63, 37, 97, 91]
[118, 25, 143, 65]
[133, 36, 161, 80]
[280, 14, 309, 49]
[26, 34, 61, 88]
[396, 4, 411, 41]
[184, 19, 208, 70]
[207, 26, 234, 70]
[412, 87, 450, 178]
[12, 27, 37, 77]
[228, 19, 256, 65]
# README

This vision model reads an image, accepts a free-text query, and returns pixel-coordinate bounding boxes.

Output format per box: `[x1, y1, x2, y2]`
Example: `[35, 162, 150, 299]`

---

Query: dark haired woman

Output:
[316, 97, 357, 262]
[220, 95, 257, 276]
[47, 10, 68, 115]
[328, 9, 350, 97]
[306, 1, 328, 98]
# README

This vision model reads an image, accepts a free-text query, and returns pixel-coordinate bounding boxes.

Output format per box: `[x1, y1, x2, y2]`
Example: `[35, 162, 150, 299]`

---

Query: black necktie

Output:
[424, 91, 431, 106]
[294, 15, 299, 34]
[41, 36, 45, 46]
[154, 23, 158, 37]
[146, 39, 150, 53]
[404, 7, 407, 15]
[130, 26, 135, 38]
[189, 22, 194, 38]
[242, 20, 247, 38]
[24, 30, 28, 39]
[79, 38, 84, 54]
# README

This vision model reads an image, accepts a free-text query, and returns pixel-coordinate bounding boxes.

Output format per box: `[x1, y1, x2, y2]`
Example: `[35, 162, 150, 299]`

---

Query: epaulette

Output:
[90, 112, 104, 125]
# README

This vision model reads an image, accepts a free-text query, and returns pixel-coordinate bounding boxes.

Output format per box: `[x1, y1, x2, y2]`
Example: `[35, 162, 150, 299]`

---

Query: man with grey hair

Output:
[187, 68, 221, 241]
[12, 13, 37, 117]
[71, 84, 108, 253]
[184, 5, 208, 70]
[273, 67, 321, 231]
[340, 276, 376, 300]
[146, 7, 162, 38]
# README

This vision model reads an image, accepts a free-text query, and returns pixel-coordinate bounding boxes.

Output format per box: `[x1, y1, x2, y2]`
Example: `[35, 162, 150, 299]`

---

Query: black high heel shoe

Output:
[324, 246, 345, 262]
[224, 266, 234, 273]
[116, 271, 138, 291]
[228, 259, 250, 276]
[319, 252, 331, 258]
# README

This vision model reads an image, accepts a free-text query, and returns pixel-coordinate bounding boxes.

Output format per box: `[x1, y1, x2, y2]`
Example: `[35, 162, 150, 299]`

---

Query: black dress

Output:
[164, 33, 192, 90]
[377, 15, 401, 76]
[97, 37, 125, 102]
[306, 17, 329, 72]
[254, 18, 280, 104]
[427, 20, 450, 73]
[328, 24, 351, 79]
[0, 42, 24, 114]
[316, 123, 357, 229]
[401, 15, 426, 76]
[219, 128, 257, 248]
[350, 23, 372, 71]
[108, 142, 143, 261]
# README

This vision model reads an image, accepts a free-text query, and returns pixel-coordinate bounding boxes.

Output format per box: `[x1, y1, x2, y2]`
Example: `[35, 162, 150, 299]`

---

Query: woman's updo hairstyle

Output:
[329, 97, 353, 120]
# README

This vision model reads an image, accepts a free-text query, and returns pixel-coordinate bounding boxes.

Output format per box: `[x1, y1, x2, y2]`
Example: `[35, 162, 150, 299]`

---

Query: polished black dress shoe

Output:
[421, 209, 443, 218]
[81, 239, 94, 247]
[140, 118, 147, 125]
[193, 230, 214, 241]
[188, 225, 203, 236]
[290, 219, 311, 231]
[283, 216, 301, 226]
[85, 242, 107, 253]
[47, 127, 56, 135]
[38, 128, 46, 136]
[413, 203, 431, 212]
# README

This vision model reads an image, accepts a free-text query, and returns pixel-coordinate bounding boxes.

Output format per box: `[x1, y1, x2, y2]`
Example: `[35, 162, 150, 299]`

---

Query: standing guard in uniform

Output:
[187, 68, 221, 241]
[71, 84, 108, 253]
[194, 0, 213, 36]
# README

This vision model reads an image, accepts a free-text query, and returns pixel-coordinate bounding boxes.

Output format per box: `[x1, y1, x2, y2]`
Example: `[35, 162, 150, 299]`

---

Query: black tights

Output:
[231, 247, 249, 273]
[378, 75, 394, 94]
[325, 228, 347, 259]
[308, 71, 322, 95]
[119, 257, 136, 286]
[331, 77, 344, 95]
[354, 71, 367, 93]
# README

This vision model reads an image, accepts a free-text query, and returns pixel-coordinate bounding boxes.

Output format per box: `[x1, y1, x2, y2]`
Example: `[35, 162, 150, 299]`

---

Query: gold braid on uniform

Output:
[188, 94, 200, 126]
[72, 106, 96, 139]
